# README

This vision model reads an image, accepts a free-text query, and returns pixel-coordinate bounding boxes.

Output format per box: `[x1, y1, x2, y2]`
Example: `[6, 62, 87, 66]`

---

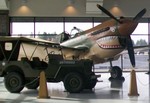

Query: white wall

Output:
[8, 0, 150, 17]
[104, 0, 150, 17]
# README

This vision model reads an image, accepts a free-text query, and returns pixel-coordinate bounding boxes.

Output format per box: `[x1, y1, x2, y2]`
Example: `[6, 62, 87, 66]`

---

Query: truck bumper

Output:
[91, 74, 101, 79]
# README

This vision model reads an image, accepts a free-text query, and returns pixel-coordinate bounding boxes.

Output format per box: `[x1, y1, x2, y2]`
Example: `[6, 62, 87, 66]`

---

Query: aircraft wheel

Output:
[25, 79, 39, 89]
[110, 66, 122, 79]
[63, 72, 84, 93]
[4, 72, 24, 93]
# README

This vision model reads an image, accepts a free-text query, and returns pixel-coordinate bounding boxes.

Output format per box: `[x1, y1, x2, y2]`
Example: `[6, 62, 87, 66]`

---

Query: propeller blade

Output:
[126, 36, 135, 67]
[133, 8, 146, 21]
[97, 4, 122, 23]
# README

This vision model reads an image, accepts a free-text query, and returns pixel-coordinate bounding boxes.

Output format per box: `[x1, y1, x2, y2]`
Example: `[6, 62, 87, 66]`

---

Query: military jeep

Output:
[0, 37, 98, 93]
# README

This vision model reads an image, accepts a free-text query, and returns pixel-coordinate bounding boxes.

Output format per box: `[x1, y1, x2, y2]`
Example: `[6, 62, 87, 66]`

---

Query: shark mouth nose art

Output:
[96, 36, 123, 49]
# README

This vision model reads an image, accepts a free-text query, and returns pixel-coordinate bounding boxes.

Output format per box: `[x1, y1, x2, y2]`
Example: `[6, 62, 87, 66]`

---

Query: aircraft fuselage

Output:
[60, 18, 138, 64]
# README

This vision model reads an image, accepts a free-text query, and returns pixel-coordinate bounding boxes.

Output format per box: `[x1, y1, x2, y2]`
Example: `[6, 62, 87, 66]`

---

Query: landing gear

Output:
[109, 66, 125, 81]
[109, 60, 124, 80]
[110, 66, 122, 78]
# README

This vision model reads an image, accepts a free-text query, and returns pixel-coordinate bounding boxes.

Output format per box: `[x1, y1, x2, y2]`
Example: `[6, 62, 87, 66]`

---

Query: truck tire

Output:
[85, 78, 97, 89]
[4, 72, 25, 93]
[25, 79, 39, 89]
[63, 72, 84, 93]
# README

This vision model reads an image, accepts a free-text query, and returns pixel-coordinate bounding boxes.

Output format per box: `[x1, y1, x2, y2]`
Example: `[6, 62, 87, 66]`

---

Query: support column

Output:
[0, 10, 9, 36]
[148, 20, 150, 74]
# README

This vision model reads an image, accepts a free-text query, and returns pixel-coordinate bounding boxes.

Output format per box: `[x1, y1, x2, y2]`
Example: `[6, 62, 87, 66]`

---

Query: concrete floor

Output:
[0, 71, 150, 103]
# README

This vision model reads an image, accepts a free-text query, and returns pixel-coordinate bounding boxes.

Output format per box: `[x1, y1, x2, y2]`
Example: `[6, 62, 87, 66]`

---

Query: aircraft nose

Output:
[118, 20, 138, 36]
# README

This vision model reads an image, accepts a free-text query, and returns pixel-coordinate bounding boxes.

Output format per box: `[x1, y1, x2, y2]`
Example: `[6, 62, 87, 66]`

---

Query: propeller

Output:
[126, 36, 135, 67]
[133, 8, 146, 21]
[97, 4, 146, 67]
[129, 8, 146, 67]
[96, 4, 122, 24]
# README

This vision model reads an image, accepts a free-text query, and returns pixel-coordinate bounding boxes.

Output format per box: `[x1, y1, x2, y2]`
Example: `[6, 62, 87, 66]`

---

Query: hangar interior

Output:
[0, 0, 150, 103]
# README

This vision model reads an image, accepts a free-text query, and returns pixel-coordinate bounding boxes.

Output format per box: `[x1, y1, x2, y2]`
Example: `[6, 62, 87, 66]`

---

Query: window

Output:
[131, 23, 148, 44]
[11, 22, 34, 37]
[94, 22, 101, 27]
[35, 22, 63, 42]
[35, 22, 63, 34]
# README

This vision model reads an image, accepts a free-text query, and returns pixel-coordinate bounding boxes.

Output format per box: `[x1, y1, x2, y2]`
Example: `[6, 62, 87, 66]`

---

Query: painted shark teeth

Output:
[98, 36, 118, 42]
[99, 44, 122, 48]
[97, 36, 123, 49]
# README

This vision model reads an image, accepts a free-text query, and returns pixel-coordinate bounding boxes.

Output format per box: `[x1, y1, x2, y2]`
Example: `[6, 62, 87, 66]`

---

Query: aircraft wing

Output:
[0, 36, 59, 45]
[20, 37, 88, 52]
[21, 37, 89, 59]
[111, 45, 150, 62]
[120, 45, 150, 54]
[55, 45, 89, 59]
[133, 45, 150, 52]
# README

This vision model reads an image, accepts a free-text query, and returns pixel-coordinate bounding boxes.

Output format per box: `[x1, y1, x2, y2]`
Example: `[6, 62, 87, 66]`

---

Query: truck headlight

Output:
[2, 62, 6, 66]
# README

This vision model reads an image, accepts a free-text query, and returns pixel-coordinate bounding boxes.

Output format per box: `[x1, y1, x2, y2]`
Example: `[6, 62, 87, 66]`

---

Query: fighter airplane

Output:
[58, 4, 147, 78]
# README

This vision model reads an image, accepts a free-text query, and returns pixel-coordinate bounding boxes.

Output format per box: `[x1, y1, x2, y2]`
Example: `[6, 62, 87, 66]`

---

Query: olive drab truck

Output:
[0, 37, 99, 93]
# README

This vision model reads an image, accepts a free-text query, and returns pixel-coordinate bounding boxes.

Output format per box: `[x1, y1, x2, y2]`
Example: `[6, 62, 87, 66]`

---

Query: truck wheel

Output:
[110, 66, 122, 79]
[26, 79, 39, 89]
[85, 78, 97, 89]
[63, 72, 84, 93]
[4, 72, 24, 93]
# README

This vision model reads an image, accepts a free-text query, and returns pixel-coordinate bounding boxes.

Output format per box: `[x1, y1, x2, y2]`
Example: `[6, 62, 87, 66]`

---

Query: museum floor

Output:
[0, 71, 150, 103]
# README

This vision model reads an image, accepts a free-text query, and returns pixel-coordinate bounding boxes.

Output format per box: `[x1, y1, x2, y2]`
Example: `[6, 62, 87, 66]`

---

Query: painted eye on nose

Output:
[110, 27, 116, 32]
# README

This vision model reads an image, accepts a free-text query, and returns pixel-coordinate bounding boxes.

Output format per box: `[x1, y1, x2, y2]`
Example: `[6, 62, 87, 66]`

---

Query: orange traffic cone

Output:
[128, 69, 139, 96]
[38, 71, 50, 99]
